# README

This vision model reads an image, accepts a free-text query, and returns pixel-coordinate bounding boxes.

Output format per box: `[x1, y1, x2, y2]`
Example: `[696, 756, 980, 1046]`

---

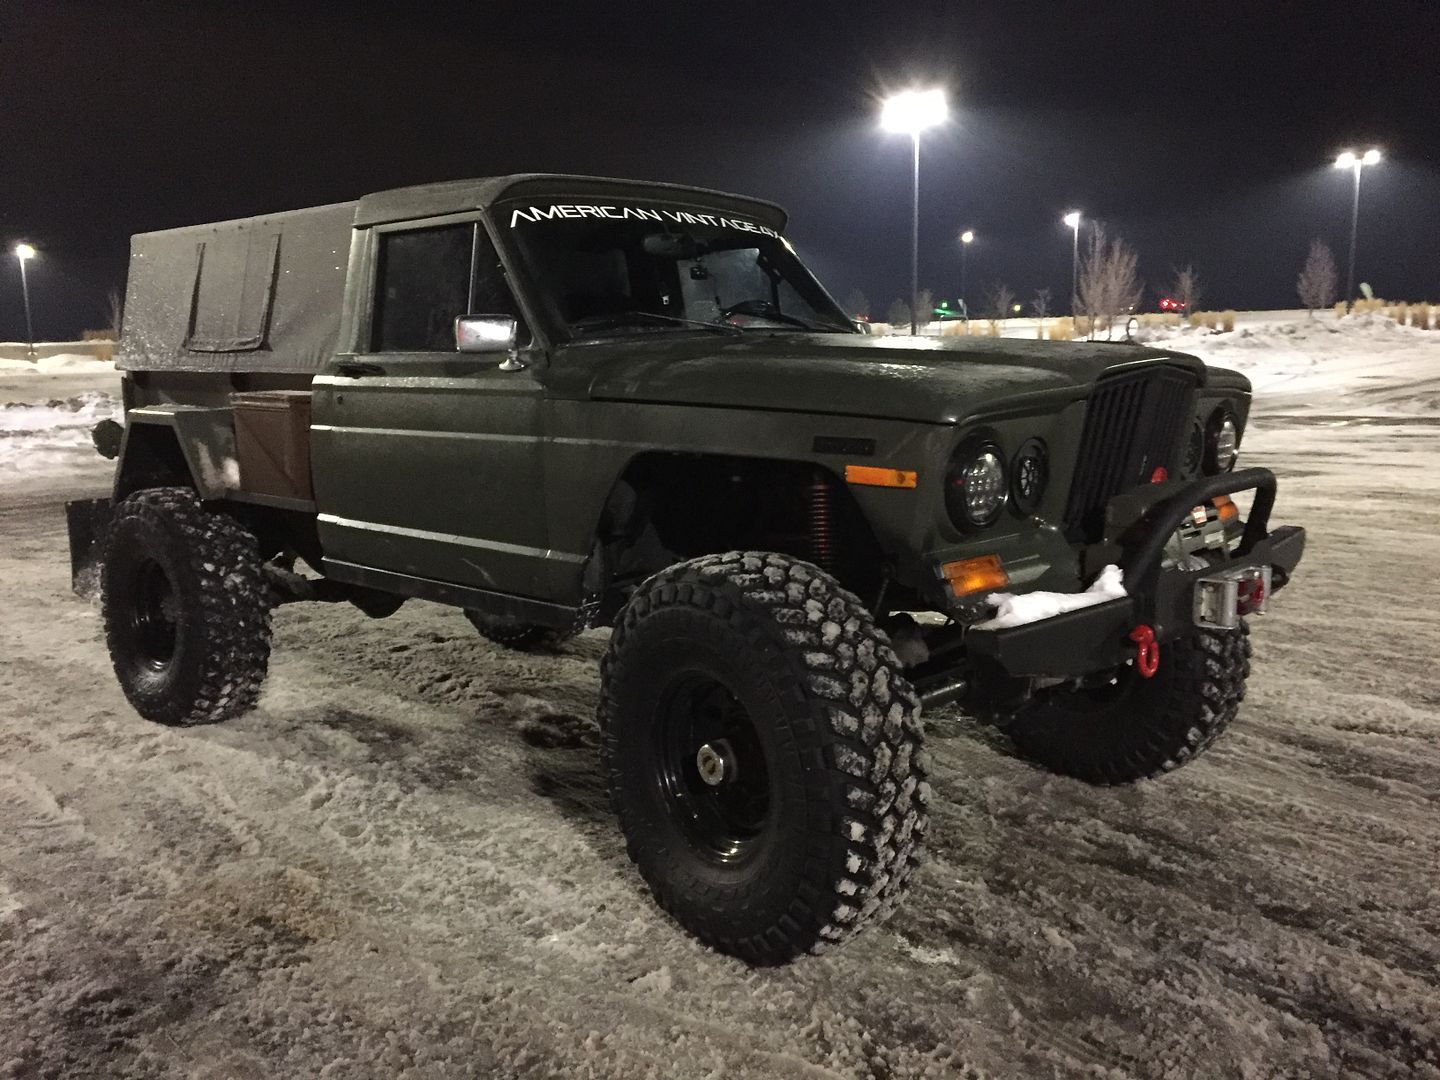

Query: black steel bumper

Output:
[966, 468, 1304, 678]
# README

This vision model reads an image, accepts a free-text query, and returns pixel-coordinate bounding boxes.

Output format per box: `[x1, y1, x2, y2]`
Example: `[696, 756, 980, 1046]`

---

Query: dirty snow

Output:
[2, 319, 1438, 1078]
[977, 564, 1126, 630]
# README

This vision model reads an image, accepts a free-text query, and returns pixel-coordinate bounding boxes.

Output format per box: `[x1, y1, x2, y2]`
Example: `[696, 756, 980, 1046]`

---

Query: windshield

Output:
[499, 199, 856, 340]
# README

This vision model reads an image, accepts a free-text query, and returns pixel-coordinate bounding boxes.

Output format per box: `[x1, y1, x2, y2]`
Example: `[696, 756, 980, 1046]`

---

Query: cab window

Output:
[371, 223, 518, 351]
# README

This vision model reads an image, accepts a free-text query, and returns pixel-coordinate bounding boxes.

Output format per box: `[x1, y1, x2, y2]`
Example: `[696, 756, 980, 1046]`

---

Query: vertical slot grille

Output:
[1063, 366, 1197, 543]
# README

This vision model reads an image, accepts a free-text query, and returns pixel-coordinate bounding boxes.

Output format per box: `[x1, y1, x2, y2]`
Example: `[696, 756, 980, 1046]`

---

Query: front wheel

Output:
[1001, 622, 1251, 784]
[600, 551, 929, 965]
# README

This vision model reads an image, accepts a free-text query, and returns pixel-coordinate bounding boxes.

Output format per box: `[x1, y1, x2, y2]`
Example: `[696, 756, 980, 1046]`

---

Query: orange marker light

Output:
[845, 465, 917, 489]
[1213, 495, 1240, 522]
[940, 554, 1009, 598]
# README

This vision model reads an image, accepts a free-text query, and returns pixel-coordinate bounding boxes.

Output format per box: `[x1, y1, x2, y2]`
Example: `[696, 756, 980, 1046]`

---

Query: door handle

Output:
[335, 361, 386, 377]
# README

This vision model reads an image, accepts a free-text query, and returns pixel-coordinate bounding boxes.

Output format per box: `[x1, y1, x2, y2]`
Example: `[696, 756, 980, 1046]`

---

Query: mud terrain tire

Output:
[1003, 621, 1251, 784]
[463, 610, 573, 651]
[102, 487, 272, 726]
[600, 551, 929, 965]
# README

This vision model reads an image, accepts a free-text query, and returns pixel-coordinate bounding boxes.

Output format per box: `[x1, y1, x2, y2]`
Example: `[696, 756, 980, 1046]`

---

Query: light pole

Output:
[1333, 148, 1381, 312]
[881, 88, 948, 335]
[959, 229, 974, 318]
[1063, 211, 1081, 314]
[14, 243, 36, 358]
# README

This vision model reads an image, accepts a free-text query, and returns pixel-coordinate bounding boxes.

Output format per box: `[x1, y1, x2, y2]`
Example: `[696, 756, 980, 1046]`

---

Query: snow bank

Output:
[0, 352, 112, 374]
[1149, 314, 1440, 417]
[975, 564, 1126, 629]
[0, 391, 118, 475]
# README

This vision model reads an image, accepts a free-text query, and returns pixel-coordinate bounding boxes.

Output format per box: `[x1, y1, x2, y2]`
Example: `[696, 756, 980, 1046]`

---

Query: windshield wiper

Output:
[569, 311, 741, 338]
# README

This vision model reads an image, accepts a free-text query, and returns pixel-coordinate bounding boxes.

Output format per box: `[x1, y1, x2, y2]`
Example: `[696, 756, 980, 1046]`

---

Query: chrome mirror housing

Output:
[455, 315, 518, 354]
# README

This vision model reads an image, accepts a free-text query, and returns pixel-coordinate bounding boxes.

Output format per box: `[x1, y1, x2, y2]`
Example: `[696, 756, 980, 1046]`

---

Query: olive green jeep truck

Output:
[69, 174, 1304, 964]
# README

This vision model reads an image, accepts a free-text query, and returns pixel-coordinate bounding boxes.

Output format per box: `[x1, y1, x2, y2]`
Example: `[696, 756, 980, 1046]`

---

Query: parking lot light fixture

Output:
[14, 243, 37, 358]
[959, 230, 975, 315]
[881, 89, 948, 335]
[1063, 212, 1082, 313]
[1333, 149, 1382, 311]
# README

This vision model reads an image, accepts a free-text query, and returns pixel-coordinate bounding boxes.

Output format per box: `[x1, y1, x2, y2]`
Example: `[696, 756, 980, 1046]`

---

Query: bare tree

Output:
[985, 282, 1016, 321]
[1031, 287, 1052, 320]
[106, 287, 124, 338]
[1170, 265, 1201, 314]
[843, 288, 870, 320]
[1297, 240, 1338, 314]
[1077, 225, 1143, 339]
[885, 297, 911, 328]
[915, 287, 935, 331]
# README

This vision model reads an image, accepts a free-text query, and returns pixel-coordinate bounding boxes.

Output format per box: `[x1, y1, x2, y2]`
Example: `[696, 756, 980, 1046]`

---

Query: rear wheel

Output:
[102, 488, 272, 726]
[463, 610, 572, 652]
[1001, 622, 1251, 784]
[600, 551, 929, 965]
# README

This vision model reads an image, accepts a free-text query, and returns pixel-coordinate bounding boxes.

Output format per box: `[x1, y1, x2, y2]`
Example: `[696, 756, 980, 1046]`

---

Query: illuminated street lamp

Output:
[14, 243, 36, 358]
[959, 229, 975, 317]
[1333, 148, 1381, 312]
[881, 88, 948, 334]
[1062, 211, 1082, 313]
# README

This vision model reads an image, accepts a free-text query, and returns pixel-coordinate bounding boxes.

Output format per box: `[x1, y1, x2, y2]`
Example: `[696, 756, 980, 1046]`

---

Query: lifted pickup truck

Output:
[71, 173, 1303, 964]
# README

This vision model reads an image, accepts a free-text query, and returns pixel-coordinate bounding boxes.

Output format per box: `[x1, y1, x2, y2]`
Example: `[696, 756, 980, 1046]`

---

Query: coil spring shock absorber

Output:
[809, 471, 833, 572]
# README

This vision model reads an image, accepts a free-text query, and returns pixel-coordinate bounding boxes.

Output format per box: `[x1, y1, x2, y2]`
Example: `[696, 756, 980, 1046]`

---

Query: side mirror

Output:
[455, 314, 517, 354]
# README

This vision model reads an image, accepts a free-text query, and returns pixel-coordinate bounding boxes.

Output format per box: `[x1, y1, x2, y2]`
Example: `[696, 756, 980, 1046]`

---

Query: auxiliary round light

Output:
[1205, 411, 1239, 474]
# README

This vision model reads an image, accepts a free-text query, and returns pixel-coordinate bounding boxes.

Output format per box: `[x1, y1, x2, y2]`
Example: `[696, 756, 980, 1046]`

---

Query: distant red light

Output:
[1150, 466, 1168, 484]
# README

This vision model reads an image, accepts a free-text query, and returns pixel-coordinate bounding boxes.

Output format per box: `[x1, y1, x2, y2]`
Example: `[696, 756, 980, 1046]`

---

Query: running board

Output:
[320, 558, 579, 629]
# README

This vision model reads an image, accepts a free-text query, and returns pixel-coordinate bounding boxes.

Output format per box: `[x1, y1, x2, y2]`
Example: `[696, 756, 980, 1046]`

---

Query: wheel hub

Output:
[695, 740, 735, 787]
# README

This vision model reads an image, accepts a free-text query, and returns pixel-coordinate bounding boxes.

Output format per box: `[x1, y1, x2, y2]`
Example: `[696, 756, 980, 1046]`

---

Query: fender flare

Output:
[114, 406, 236, 501]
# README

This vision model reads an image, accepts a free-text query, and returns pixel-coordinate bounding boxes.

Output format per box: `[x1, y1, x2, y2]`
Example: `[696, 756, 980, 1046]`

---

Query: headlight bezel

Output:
[1204, 408, 1240, 474]
[1010, 437, 1049, 516]
[945, 433, 1009, 531]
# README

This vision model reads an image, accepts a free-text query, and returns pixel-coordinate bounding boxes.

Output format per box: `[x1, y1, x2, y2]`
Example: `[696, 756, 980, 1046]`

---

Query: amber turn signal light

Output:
[845, 465, 917, 489]
[940, 554, 1009, 598]
[1213, 494, 1239, 522]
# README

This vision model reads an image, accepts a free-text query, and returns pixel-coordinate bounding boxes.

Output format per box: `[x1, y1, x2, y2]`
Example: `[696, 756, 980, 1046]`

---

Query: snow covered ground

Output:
[1, 320, 1438, 1078]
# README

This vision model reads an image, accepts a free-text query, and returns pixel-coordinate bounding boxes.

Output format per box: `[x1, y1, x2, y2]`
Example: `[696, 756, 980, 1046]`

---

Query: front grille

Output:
[1063, 366, 1197, 542]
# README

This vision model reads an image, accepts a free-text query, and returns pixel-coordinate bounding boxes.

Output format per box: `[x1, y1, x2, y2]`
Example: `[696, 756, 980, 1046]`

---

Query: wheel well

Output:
[115, 424, 192, 501]
[596, 452, 888, 610]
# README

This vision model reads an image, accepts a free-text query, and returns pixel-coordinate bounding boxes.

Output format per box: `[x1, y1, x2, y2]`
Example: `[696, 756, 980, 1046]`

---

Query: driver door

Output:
[311, 218, 562, 600]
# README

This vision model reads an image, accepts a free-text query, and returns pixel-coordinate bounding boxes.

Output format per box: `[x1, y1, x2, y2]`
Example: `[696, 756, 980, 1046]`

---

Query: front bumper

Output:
[966, 468, 1304, 678]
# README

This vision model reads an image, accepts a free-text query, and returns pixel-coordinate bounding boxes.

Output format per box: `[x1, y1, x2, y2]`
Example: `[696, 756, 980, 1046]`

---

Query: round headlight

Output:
[947, 441, 1007, 529]
[1205, 411, 1240, 473]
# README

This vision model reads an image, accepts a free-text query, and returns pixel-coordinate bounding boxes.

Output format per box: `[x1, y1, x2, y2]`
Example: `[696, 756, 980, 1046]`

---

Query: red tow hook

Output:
[1129, 625, 1160, 678]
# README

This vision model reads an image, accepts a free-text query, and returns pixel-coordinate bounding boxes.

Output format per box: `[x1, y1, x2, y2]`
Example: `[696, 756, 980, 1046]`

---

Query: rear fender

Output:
[114, 406, 236, 501]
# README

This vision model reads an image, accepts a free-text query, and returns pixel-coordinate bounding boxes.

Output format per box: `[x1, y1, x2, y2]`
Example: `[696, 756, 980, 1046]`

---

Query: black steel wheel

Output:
[654, 672, 772, 863]
[1001, 621, 1251, 784]
[600, 551, 929, 965]
[102, 487, 272, 726]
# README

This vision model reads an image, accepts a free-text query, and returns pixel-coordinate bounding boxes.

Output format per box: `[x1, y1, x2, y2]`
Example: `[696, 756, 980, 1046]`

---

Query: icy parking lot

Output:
[1, 321, 1438, 1078]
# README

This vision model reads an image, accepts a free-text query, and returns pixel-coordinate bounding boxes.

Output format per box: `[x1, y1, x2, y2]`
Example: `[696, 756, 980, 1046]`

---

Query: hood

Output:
[581, 333, 1209, 424]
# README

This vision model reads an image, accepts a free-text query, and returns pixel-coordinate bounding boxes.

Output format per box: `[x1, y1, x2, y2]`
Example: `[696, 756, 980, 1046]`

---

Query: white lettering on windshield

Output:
[508, 204, 779, 238]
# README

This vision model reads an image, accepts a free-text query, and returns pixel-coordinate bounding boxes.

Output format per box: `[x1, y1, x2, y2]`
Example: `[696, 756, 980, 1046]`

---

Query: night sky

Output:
[3, 0, 1437, 339]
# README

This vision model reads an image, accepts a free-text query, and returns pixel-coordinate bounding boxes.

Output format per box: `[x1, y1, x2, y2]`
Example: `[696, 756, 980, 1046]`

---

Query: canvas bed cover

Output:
[117, 201, 356, 374]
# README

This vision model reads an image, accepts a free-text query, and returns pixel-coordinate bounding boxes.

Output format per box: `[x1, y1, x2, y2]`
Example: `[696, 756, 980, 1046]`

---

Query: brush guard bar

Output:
[965, 468, 1304, 678]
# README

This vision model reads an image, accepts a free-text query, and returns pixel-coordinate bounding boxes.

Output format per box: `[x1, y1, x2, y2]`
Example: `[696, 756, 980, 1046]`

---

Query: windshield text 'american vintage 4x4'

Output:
[68, 173, 1303, 965]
